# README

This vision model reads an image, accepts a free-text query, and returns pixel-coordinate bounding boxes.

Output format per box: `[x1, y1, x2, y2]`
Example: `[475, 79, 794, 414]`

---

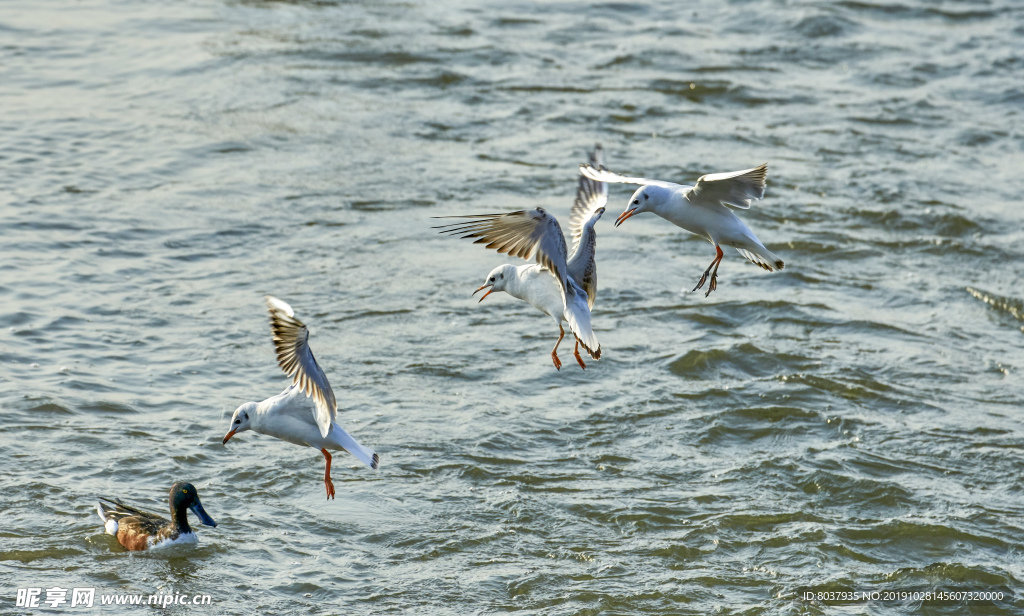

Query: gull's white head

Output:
[616, 185, 668, 227]
[473, 264, 516, 302]
[222, 402, 256, 444]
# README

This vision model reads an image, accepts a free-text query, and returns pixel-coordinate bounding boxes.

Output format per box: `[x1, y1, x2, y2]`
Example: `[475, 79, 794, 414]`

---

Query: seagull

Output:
[580, 162, 784, 296]
[222, 296, 379, 500]
[434, 145, 608, 370]
[96, 481, 216, 551]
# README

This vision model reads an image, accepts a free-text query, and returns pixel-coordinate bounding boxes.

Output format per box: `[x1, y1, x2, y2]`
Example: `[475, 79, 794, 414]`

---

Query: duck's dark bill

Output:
[190, 501, 217, 527]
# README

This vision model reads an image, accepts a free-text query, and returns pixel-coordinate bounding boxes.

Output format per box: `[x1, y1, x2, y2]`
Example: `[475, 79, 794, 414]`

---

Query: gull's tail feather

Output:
[329, 423, 380, 470]
[735, 246, 785, 272]
[563, 288, 601, 360]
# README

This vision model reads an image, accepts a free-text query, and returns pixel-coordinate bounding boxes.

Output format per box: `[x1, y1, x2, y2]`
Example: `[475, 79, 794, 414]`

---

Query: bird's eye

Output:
[234, 419, 240, 424]
[633, 199, 639, 205]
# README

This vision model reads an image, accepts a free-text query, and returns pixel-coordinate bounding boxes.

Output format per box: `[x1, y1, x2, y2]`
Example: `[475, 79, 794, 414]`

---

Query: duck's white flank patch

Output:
[148, 532, 198, 550]
[96, 505, 118, 536]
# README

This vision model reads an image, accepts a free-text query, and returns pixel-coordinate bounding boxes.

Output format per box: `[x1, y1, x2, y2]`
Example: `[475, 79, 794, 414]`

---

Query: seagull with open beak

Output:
[436, 145, 609, 370]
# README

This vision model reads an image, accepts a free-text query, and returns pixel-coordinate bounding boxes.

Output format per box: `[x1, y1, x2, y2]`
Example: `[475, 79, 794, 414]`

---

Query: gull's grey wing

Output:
[567, 238, 599, 311]
[569, 144, 609, 253]
[687, 163, 767, 210]
[433, 208, 574, 301]
[578, 164, 679, 189]
[266, 296, 336, 438]
[567, 145, 608, 310]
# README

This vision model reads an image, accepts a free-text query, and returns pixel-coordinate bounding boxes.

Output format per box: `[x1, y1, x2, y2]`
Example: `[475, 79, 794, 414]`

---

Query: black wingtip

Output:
[371, 453, 380, 470]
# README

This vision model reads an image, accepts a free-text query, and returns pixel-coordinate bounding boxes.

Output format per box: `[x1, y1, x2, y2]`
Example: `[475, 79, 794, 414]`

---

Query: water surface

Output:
[1, 0, 1023, 614]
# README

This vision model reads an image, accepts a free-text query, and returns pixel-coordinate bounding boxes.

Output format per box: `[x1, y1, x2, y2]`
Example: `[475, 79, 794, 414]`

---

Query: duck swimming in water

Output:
[96, 481, 217, 551]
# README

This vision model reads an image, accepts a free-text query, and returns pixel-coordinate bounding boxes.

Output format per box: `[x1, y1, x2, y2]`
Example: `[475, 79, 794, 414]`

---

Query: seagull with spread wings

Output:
[222, 296, 379, 500]
[435, 145, 608, 370]
[580, 161, 784, 296]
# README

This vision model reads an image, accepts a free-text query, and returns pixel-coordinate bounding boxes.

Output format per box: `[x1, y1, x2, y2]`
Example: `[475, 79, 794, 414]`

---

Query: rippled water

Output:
[2, 0, 1023, 614]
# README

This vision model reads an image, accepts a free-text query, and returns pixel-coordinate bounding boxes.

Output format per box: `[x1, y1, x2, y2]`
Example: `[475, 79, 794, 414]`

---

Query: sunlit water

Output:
[2, 0, 1023, 614]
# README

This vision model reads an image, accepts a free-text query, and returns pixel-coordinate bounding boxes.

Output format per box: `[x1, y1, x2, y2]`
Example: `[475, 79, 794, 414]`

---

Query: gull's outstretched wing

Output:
[567, 145, 608, 310]
[578, 164, 679, 189]
[266, 296, 336, 438]
[688, 163, 767, 210]
[433, 208, 574, 301]
[569, 145, 609, 253]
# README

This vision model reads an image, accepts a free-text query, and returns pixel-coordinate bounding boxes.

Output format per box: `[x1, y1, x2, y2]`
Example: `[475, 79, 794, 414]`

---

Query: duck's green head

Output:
[169, 481, 217, 528]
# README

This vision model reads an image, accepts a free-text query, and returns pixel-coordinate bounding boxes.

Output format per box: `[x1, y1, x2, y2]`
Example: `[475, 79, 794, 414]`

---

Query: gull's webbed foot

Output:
[705, 272, 718, 297]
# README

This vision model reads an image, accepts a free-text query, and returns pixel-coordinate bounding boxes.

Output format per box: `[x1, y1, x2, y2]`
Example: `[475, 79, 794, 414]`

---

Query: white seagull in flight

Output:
[434, 145, 608, 370]
[223, 296, 379, 500]
[580, 161, 784, 296]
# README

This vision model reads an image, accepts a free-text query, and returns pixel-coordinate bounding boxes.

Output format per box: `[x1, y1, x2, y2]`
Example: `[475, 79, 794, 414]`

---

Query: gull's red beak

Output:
[222, 429, 236, 445]
[473, 283, 495, 303]
[615, 208, 638, 227]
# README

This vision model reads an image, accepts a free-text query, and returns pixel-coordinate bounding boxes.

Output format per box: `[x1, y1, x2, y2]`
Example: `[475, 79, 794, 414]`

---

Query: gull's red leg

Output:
[573, 339, 586, 370]
[320, 448, 335, 500]
[705, 245, 725, 297]
[550, 324, 564, 370]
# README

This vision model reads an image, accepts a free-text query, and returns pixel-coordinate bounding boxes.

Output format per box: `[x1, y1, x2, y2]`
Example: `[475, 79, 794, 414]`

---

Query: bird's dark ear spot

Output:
[643, 193, 649, 201]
